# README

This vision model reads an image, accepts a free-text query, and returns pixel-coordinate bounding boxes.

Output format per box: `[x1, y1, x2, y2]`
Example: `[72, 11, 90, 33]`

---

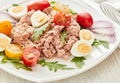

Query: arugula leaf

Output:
[71, 57, 86, 68]
[6, 9, 8, 12]
[92, 39, 101, 46]
[12, 63, 32, 71]
[0, 51, 5, 56]
[1, 56, 20, 64]
[61, 30, 67, 43]
[1, 56, 8, 64]
[50, 1, 56, 5]
[99, 41, 109, 49]
[10, 58, 21, 63]
[0, 54, 32, 71]
[12, 4, 19, 6]
[69, 9, 77, 16]
[38, 59, 74, 72]
[92, 39, 109, 49]
[33, 23, 48, 41]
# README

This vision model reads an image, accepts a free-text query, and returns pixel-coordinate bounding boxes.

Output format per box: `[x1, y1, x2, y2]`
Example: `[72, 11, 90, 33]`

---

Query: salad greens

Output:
[50, 1, 56, 5]
[92, 39, 109, 49]
[12, 63, 32, 71]
[0, 51, 5, 56]
[12, 4, 19, 6]
[61, 30, 67, 43]
[71, 57, 86, 68]
[69, 9, 77, 16]
[1, 56, 20, 64]
[33, 23, 48, 41]
[38, 59, 74, 72]
[0, 52, 32, 71]
[0, 51, 86, 72]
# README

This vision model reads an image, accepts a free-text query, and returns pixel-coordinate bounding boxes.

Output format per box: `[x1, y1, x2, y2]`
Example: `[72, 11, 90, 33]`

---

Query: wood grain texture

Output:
[0, 47, 120, 83]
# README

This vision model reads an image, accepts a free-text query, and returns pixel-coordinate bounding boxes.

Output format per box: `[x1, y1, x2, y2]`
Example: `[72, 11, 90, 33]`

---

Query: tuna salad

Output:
[0, 0, 115, 71]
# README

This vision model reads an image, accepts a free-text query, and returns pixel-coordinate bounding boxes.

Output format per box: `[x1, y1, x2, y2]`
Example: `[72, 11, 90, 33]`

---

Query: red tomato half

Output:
[22, 47, 40, 67]
[27, 0, 50, 11]
[54, 12, 72, 27]
[76, 12, 93, 28]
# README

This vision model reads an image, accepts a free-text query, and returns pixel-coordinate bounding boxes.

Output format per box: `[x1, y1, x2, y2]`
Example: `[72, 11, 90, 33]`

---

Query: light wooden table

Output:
[0, 0, 120, 83]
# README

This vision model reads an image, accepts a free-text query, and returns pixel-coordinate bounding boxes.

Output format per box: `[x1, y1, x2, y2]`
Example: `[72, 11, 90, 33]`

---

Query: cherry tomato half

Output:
[76, 12, 93, 28]
[22, 47, 40, 67]
[54, 12, 72, 27]
[27, 0, 50, 11]
[5, 44, 23, 59]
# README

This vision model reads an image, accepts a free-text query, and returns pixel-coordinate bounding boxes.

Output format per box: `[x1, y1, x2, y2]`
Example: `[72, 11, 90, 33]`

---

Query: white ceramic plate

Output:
[0, 0, 120, 82]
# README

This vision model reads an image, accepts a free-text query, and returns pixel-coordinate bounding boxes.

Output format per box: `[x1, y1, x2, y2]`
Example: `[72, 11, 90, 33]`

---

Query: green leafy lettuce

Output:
[33, 23, 48, 41]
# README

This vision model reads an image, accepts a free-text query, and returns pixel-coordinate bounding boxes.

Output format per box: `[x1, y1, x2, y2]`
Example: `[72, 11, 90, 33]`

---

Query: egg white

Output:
[79, 29, 95, 44]
[31, 10, 49, 28]
[70, 40, 92, 57]
[8, 5, 27, 19]
[0, 33, 11, 51]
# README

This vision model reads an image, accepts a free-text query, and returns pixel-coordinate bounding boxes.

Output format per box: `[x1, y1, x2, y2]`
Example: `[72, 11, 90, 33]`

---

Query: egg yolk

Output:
[12, 6, 24, 13]
[77, 43, 91, 54]
[81, 31, 92, 40]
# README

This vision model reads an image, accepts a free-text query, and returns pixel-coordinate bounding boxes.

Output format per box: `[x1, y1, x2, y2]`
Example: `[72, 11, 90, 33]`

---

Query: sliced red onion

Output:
[90, 20, 113, 29]
[89, 20, 116, 43]
[91, 27, 115, 36]
[94, 33, 115, 43]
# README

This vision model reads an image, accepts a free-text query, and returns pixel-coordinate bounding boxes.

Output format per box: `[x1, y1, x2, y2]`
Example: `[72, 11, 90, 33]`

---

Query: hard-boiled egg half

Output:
[8, 5, 27, 19]
[71, 40, 92, 57]
[79, 29, 95, 44]
[31, 10, 49, 28]
[0, 33, 11, 51]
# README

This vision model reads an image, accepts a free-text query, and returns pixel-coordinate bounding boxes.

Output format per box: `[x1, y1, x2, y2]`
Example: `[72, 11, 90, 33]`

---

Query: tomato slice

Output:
[54, 12, 72, 27]
[76, 12, 93, 28]
[22, 47, 40, 67]
[5, 44, 23, 59]
[27, 0, 50, 11]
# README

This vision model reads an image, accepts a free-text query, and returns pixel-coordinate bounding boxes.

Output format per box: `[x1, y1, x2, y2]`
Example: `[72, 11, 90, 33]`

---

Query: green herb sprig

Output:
[71, 57, 86, 68]
[38, 59, 74, 72]
[92, 39, 109, 49]
[69, 9, 77, 16]
[0, 52, 32, 71]
[50, 1, 56, 5]
[61, 30, 67, 43]
[12, 4, 19, 6]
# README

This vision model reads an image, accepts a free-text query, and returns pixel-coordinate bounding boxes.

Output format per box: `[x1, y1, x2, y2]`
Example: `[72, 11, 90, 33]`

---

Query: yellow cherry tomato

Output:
[0, 20, 12, 36]
[5, 44, 23, 59]
[53, 2, 70, 13]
